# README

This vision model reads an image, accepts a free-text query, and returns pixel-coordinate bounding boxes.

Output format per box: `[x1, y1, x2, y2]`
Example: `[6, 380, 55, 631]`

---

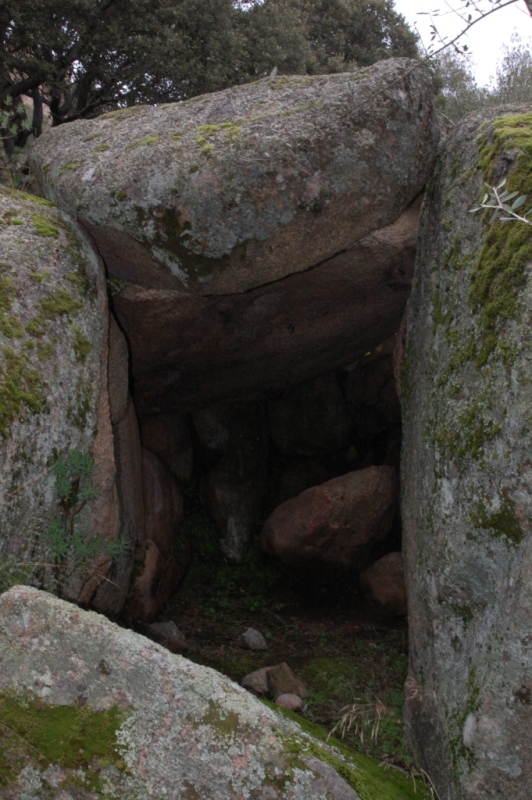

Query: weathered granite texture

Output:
[0, 189, 138, 613]
[30, 59, 438, 296]
[402, 109, 532, 799]
[0, 586, 429, 799]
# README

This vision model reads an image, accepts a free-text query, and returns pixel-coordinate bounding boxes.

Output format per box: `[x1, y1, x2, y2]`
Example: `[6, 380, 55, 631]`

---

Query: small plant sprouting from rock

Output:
[44, 449, 129, 597]
[470, 180, 531, 226]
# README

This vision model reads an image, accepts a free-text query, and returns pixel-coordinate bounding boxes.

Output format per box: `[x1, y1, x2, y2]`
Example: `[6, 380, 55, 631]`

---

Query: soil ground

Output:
[157, 550, 413, 771]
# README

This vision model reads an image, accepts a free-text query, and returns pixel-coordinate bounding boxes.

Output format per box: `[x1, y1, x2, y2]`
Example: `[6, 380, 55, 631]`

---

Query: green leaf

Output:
[512, 195, 528, 210]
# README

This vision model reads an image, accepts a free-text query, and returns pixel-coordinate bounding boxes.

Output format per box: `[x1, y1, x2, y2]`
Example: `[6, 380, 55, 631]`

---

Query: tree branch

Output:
[423, 0, 531, 59]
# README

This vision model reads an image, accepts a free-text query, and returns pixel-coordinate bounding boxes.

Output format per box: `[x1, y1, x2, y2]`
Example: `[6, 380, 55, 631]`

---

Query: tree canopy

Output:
[0, 0, 417, 151]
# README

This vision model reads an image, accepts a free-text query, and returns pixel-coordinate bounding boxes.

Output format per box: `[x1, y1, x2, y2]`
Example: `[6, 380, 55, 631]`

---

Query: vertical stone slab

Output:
[0, 189, 136, 614]
[402, 111, 532, 799]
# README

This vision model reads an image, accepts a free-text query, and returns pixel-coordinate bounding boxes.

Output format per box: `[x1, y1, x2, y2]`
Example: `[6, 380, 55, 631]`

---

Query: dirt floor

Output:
[157, 547, 412, 772]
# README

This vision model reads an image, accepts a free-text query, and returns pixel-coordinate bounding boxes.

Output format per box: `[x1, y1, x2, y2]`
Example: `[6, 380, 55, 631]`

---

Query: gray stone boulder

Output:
[0, 189, 139, 615]
[402, 109, 532, 799]
[0, 585, 425, 799]
[30, 59, 438, 296]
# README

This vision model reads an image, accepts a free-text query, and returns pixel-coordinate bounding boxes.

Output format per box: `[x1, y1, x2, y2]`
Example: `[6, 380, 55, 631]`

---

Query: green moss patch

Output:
[26, 287, 83, 337]
[99, 105, 147, 123]
[134, 135, 160, 146]
[434, 397, 501, 464]
[0, 346, 48, 438]
[67, 374, 93, 430]
[265, 705, 432, 800]
[0, 188, 55, 206]
[32, 213, 59, 238]
[0, 690, 128, 792]
[471, 114, 532, 364]
[72, 327, 91, 363]
[0, 267, 16, 314]
[0, 315, 24, 338]
[198, 700, 241, 740]
[471, 490, 524, 544]
[469, 219, 532, 365]
[58, 161, 84, 174]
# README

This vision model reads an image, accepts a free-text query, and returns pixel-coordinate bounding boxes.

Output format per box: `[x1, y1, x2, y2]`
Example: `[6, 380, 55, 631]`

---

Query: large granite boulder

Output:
[0, 189, 139, 615]
[113, 203, 421, 412]
[30, 59, 439, 412]
[0, 585, 428, 800]
[260, 466, 397, 570]
[402, 109, 532, 799]
[31, 59, 438, 296]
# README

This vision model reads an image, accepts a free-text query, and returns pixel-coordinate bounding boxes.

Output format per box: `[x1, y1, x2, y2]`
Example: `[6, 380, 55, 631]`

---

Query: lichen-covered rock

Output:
[402, 110, 532, 799]
[30, 59, 438, 296]
[0, 189, 138, 613]
[0, 586, 430, 800]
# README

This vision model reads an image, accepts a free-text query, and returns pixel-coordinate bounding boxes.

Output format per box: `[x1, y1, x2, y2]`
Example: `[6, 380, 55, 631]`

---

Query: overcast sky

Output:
[393, 0, 532, 85]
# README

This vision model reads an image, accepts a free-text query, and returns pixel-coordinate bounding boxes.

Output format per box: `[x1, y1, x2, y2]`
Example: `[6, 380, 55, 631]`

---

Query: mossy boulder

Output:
[0, 189, 137, 613]
[30, 59, 439, 296]
[402, 109, 532, 799]
[0, 586, 431, 800]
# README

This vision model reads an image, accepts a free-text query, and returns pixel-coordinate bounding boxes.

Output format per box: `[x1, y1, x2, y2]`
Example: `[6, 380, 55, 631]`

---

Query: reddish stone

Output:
[360, 552, 407, 616]
[139, 413, 193, 482]
[267, 663, 308, 700]
[260, 466, 397, 571]
[126, 449, 189, 622]
[112, 204, 420, 414]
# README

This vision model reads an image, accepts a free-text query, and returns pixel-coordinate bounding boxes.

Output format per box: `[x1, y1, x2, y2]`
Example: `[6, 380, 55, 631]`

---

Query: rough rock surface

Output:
[112, 201, 421, 412]
[267, 663, 309, 700]
[146, 620, 187, 652]
[126, 448, 189, 623]
[30, 60, 438, 296]
[360, 552, 407, 616]
[0, 586, 374, 799]
[276, 693, 304, 712]
[139, 413, 193, 482]
[238, 627, 268, 651]
[260, 466, 396, 570]
[0, 189, 137, 613]
[242, 666, 273, 695]
[402, 109, 532, 799]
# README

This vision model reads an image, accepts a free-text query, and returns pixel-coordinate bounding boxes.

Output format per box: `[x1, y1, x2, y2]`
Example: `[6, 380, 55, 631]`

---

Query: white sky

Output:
[393, 0, 532, 85]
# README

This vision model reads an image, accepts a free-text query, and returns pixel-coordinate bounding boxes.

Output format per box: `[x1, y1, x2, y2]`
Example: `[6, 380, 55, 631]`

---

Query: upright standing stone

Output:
[402, 109, 532, 799]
